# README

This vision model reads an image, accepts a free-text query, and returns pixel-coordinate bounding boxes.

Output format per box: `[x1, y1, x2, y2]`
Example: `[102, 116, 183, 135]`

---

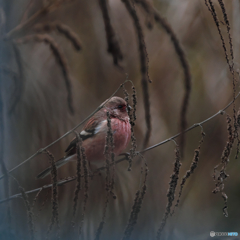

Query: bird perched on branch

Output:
[37, 96, 131, 179]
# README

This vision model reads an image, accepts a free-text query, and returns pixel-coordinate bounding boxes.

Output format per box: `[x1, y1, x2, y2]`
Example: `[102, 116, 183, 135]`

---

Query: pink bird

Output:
[37, 96, 131, 179]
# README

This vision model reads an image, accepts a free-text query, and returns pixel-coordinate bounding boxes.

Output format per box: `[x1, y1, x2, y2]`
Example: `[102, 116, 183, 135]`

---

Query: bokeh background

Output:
[0, 0, 240, 239]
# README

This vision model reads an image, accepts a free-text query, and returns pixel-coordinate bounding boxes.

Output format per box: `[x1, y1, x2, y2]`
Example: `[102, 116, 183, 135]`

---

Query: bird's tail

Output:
[36, 156, 72, 179]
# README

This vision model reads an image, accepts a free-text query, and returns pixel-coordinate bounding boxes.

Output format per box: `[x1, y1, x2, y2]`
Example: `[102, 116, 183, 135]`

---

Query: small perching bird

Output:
[37, 96, 131, 179]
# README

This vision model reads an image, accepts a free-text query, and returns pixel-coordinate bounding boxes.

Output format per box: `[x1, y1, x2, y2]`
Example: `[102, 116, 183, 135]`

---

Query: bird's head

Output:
[103, 96, 130, 120]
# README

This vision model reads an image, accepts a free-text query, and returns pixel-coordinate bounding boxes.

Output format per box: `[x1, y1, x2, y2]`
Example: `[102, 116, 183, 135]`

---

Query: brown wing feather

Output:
[65, 114, 107, 155]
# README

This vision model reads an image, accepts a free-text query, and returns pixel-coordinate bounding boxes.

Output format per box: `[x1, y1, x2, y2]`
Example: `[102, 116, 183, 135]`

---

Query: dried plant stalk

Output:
[217, 0, 238, 138]
[32, 187, 43, 209]
[9, 44, 24, 114]
[156, 146, 181, 239]
[20, 0, 35, 24]
[98, 0, 123, 66]
[78, 139, 89, 236]
[45, 150, 59, 234]
[94, 190, 110, 240]
[19, 186, 35, 240]
[212, 115, 234, 217]
[122, 0, 152, 149]
[72, 133, 83, 223]
[129, 86, 137, 159]
[34, 22, 82, 51]
[135, 0, 191, 156]
[36, 189, 51, 218]
[122, 84, 138, 170]
[235, 108, 240, 159]
[207, 0, 237, 137]
[122, 156, 148, 240]
[174, 130, 205, 210]
[94, 111, 115, 239]
[15, 34, 74, 114]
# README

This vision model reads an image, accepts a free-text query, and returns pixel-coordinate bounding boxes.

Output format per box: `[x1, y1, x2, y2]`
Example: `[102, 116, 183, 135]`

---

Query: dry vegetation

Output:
[0, 0, 240, 239]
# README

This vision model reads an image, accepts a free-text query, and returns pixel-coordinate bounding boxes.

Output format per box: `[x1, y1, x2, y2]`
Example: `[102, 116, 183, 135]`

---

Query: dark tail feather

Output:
[36, 157, 69, 179]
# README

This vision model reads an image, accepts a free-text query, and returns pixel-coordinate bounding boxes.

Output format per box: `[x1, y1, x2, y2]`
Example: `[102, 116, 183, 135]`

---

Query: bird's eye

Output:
[118, 105, 123, 109]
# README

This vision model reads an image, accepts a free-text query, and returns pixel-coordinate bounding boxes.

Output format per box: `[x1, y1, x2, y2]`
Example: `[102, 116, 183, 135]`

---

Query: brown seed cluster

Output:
[72, 133, 83, 223]
[135, 0, 191, 156]
[122, 84, 137, 171]
[19, 185, 35, 240]
[45, 150, 59, 235]
[16, 34, 74, 114]
[34, 22, 82, 51]
[98, 0, 123, 66]
[78, 136, 89, 236]
[174, 130, 205, 211]
[212, 115, 234, 217]
[94, 111, 115, 240]
[122, 0, 152, 150]
[122, 157, 148, 240]
[156, 146, 182, 239]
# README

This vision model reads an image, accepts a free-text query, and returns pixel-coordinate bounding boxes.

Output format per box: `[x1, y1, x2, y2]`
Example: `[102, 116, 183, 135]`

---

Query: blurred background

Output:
[0, 0, 240, 239]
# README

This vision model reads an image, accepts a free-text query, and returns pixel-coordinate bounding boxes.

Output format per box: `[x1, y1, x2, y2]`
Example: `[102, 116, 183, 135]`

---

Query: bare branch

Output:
[0, 81, 126, 180]
[34, 22, 82, 51]
[1, 91, 239, 204]
[98, 0, 123, 66]
[16, 33, 75, 114]
[135, 0, 191, 155]
[122, 0, 152, 149]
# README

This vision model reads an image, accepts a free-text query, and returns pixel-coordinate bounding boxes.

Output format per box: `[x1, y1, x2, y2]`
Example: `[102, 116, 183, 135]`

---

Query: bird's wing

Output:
[65, 117, 105, 155]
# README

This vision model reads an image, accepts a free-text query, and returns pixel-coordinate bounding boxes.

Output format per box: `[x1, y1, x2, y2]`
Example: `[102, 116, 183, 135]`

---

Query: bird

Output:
[37, 96, 132, 179]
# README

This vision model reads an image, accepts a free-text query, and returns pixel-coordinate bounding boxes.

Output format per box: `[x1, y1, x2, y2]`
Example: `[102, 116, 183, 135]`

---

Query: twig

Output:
[98, 0, 123, 66]
[16, 33, 74, 115]
[9, 44, 24, 114]
[3, 0, 73, 40]
[10, 175, 35, 240]
[20, 0, 35, 24]
[45, 150, 59, 234]
[156, 146, 181, 239]
[141, 92, 240, 154]
[34, 22, 82, 51]
[135, 0, 191, 155]
[122, 154, 148, 240]
[122, 0, 152, 149]
[72, 133, 82, 221]
[4, 3, 52, 40]
[0, 81, 127, 180]
[1, 91, 239, 204]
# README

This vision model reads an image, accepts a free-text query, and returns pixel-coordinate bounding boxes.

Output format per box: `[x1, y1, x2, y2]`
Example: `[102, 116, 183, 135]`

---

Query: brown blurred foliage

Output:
[0, 0, 240, 239]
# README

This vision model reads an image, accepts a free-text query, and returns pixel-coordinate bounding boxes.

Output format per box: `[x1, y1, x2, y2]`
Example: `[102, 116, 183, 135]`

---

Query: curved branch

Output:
[1, 91, 239, 204]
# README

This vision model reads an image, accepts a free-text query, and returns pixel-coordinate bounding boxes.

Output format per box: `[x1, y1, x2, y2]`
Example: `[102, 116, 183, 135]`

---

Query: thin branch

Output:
[20, 0, 35, 24]
[9, 44, 25, 114]
[135, 0, 191, 155]
[45, 150, 59, 233]
[3, 0, 74, 40]
[98, 0, 123, 66]
[1, 91, 240, 204]
[16, 33, 75, 114]
[0, 81, 127, 180]
[4, 3, 51, 40]
[122, 0, 152, 149]
[141, 91, 240, 154]
[34, 22, 82, 51]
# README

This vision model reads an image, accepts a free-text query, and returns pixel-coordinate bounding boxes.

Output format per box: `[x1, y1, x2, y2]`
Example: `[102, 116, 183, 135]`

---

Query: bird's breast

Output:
[82, 118, 131, 164]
